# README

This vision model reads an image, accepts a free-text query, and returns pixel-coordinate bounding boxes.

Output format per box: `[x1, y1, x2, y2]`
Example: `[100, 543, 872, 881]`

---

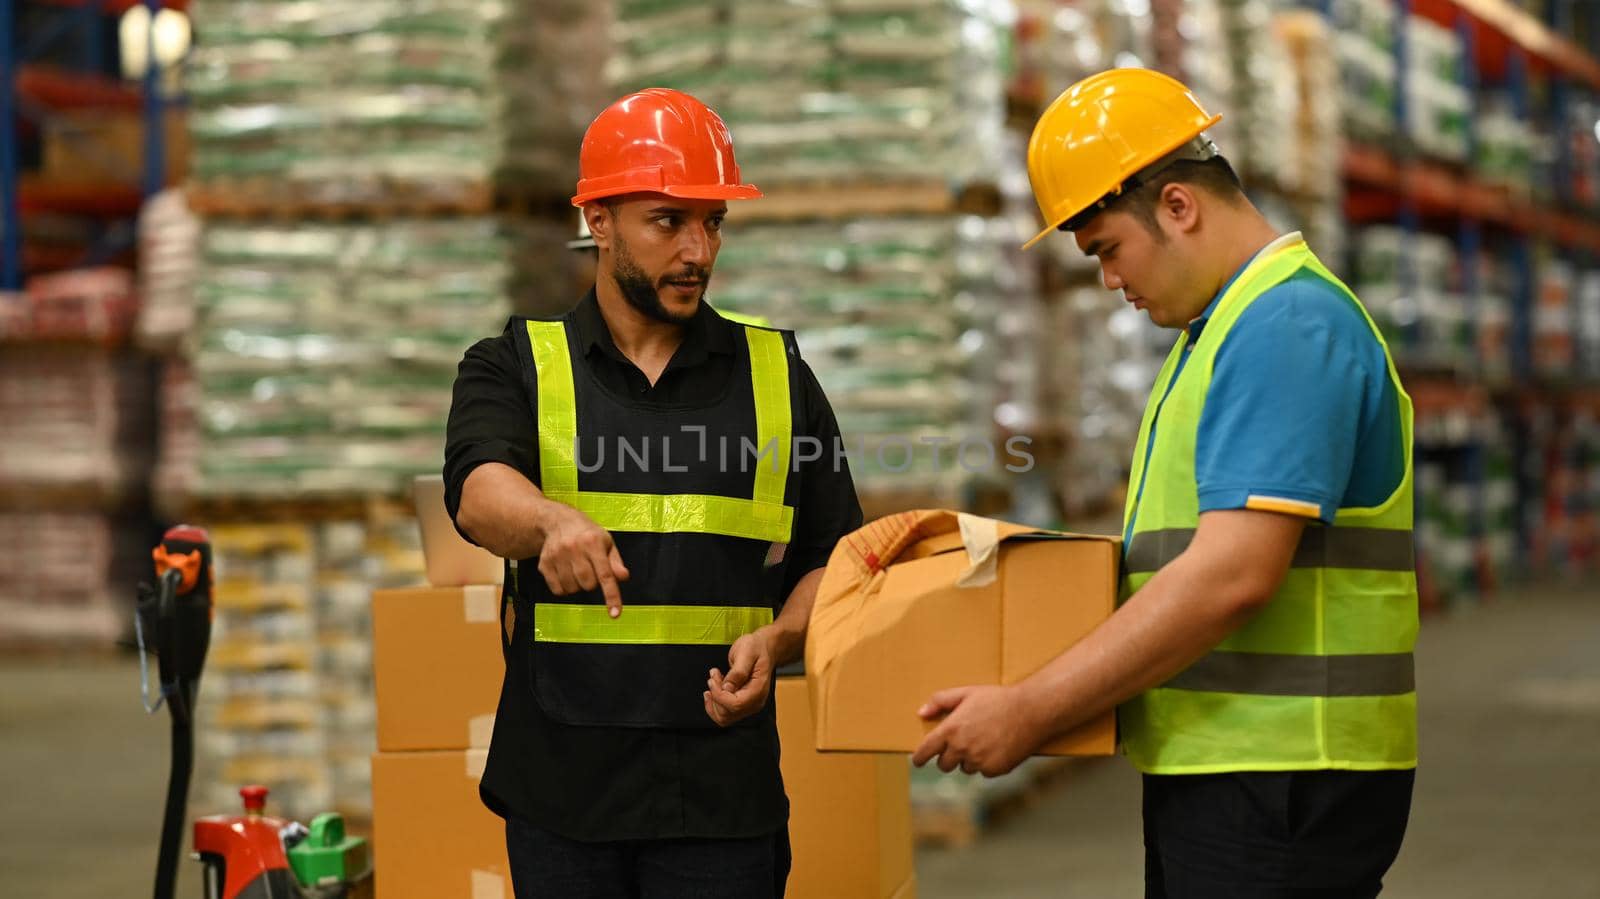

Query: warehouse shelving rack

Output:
[1325, 0, 1600, 600]
[1, 0, 185, 290]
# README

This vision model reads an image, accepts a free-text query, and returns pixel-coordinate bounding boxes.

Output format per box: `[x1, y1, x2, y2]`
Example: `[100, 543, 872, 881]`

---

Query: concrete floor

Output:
[2, 583, 1595, 898]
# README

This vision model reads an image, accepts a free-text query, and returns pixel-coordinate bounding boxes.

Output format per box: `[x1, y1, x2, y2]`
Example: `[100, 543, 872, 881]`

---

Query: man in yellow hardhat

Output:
[913, 68, 1417, 897]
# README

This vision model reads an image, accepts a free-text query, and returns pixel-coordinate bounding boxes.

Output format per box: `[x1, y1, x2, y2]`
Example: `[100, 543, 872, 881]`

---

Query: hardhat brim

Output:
[572, 183, 764, 206]
[1021, 226, 1056, 251]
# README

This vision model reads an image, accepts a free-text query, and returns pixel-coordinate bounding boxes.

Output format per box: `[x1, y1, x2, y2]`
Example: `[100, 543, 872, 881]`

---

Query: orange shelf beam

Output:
[14, 66, 142, 111]
[1342, 144, 1600, 253]
[26, 0, 190, 14]
[1410, 0, 1600, 90]
[1448, 0, 1600, 90]
[17, 178, 144, 218]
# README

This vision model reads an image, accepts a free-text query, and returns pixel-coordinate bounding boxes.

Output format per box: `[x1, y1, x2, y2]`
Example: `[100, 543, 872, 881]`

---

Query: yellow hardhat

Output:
[1023, 68, 1223, 250]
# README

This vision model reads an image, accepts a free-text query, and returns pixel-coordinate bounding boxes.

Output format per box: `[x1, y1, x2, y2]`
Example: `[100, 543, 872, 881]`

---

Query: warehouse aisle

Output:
[1, 583, 1595, 899]
[915, 583, 1600, 899]
[1, 650, 205, 899]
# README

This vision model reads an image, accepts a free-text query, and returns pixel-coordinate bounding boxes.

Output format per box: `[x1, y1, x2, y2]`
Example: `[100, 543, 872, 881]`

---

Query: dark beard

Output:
[612, 233, 707, 325]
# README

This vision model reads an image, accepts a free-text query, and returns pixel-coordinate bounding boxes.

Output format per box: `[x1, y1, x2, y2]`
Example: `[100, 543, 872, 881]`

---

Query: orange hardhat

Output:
[571, 88, 762, 207]
[1023, 68, 1222, 249]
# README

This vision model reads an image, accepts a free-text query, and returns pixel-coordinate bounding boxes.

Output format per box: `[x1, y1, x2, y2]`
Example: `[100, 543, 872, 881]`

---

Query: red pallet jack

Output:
[137, 525, 373, 898]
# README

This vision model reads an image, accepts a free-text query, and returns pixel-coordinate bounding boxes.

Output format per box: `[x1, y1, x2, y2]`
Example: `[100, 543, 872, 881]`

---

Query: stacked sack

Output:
[185, 0, 608, 205]
[1532, 248, 1577, 379]
[1332, 0, 1399, 147]
[0, 270, 154, 646]
[712, 215, 1015, 498]
[197, 515, 426, 823]
[136, 191, 204, 507]
[1048, 288, 1172, 517]
[1565, 94, 1600, 212]
[1579, 268, 1600, 381]
[189, 219, 578, 499]
[1472, 250, 1517, 385]
[1404, 16, 1470, 163]
[609, 0, 1012, 188]
[1351, 226, 1471, 372]
[1475, 95, 1538, 197]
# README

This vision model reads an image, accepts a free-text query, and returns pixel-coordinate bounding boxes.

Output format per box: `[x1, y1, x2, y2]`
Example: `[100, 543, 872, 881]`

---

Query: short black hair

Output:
[1067, 155, 1245, 235]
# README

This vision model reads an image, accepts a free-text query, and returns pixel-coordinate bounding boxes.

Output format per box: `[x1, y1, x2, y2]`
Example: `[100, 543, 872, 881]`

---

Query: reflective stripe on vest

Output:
[1165, 650, 1415, 697]
[526, 319, 795, 543]
[1119, 237, 1419, 774]
[717, 309, 773, 328]
[1124, 526, 1415, 575]
[534, 603, 773, 645]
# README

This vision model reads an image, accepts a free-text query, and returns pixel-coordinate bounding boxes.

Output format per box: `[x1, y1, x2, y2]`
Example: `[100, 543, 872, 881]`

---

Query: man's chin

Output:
[656, 291, 702, 322]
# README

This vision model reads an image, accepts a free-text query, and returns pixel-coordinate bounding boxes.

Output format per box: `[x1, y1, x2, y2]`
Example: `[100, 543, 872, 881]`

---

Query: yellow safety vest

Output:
[1119, 238, 1419, 773]
[522, 315, 793, 653]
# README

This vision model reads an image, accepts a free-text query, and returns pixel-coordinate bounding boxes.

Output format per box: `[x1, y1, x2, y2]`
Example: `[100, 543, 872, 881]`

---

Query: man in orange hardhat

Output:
[444, 88, 861, 897]
[913, 68, 1418, 897]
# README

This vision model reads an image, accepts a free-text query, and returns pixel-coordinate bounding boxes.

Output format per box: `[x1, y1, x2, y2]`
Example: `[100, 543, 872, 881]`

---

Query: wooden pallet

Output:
[912, 757, 1082, 849]
[740, 179, 1003, 223]
[184, 179, 573, 221]
[911, 802, 983, 849]
[175, 491, 413, 525]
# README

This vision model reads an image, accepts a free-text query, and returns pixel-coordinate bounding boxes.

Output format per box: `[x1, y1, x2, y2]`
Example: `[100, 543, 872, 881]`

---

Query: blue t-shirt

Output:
[1125, 238, 1405, 544]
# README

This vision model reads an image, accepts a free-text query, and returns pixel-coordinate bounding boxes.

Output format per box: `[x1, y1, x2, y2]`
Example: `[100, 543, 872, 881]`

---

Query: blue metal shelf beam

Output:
[141, 0, 162, 198]
[3, 0, 20, 290]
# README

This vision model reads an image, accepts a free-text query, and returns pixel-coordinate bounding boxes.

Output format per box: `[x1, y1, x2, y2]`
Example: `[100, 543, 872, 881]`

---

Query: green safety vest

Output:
[1119, 237, 1419, 774]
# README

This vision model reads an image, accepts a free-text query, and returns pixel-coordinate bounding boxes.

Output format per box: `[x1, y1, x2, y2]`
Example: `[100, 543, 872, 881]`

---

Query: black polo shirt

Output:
[442, 289, 862, 841]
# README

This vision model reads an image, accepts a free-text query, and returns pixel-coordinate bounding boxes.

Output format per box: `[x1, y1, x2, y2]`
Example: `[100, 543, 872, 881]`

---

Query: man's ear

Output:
[1160, 183, 1202, 234]
[585, 203, 613, 251]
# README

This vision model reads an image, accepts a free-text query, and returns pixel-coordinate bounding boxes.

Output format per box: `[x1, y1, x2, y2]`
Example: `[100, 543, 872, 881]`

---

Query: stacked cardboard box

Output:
[371, 585, 916, 898]
[371, 585, 509, 899]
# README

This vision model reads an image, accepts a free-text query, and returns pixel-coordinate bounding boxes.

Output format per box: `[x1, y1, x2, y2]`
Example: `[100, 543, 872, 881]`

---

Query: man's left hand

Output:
[910, 685, 1042, 777]
[705, 630, 774, 727]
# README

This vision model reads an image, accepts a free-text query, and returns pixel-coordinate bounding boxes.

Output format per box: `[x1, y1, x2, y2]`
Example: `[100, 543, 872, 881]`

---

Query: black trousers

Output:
[505, 814, 791, 899]
[1143, 769, 1415, 898]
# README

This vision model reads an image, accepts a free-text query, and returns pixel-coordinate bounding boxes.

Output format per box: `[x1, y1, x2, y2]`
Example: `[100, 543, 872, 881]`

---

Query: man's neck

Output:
[594, 278, 686, 384]
[1203, 207, 1283, 302]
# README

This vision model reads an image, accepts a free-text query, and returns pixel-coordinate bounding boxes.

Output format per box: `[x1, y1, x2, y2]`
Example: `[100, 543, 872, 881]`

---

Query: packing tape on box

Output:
[465, 747, 489, 779]
[463, 585, 498, 623]
[469, 713, 496, 749]
[956, 512, 1001, 587]
[471, 869, 506, 899]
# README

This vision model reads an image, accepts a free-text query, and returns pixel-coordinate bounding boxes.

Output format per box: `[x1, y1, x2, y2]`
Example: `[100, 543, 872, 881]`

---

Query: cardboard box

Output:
[41, 108, 188, 188]
[777, 677, 916, 899]
[371, 750, 510, 899]
[806, 511, 1119, 756]
[372, 586, 504, 752]
[370, 599, 915, 897]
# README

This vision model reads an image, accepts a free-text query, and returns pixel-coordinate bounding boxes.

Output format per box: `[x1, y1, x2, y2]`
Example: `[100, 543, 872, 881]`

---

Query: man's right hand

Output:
[534, 501, 630, 616]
